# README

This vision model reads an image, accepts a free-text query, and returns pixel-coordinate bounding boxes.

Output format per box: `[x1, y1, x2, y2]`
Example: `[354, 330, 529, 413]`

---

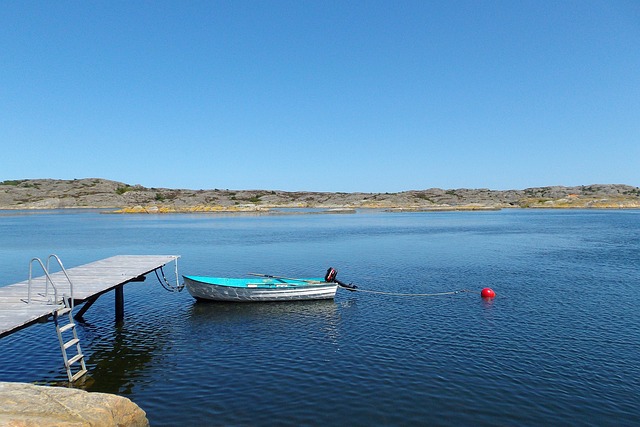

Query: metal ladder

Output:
[28, 255, 87, 382]
[54, 297, 87, 382]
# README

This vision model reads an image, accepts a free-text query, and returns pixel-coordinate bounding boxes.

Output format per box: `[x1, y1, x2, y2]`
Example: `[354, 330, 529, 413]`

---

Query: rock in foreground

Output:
[0, 382, 148, 427]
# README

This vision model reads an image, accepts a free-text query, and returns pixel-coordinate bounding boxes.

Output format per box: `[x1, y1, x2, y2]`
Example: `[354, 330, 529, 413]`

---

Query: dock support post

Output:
[74, 296, 97, 321]
[115, 285, 124, 323]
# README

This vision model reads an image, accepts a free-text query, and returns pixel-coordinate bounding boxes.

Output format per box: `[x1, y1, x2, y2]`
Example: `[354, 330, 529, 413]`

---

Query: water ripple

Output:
[1, 210, 639, 425]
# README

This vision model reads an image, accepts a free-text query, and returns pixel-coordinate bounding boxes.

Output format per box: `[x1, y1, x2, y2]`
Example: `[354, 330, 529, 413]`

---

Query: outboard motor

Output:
[325, 267, 358, 292]
[325, 267, 337, 283]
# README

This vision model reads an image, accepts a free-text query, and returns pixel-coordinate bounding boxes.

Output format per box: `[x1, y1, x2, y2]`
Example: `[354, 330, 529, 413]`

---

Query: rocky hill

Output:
[1, 178, 639, 212]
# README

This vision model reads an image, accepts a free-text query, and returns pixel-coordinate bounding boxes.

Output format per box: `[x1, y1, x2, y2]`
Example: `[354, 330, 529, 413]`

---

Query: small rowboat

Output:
[183, 268, 356, 302]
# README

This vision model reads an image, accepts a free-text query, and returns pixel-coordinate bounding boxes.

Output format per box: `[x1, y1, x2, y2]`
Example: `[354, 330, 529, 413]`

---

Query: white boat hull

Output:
[183, 276, 338, 302]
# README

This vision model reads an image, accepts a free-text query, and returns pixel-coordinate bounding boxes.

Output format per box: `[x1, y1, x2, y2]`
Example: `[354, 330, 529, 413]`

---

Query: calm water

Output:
[0, 209, 639, 426]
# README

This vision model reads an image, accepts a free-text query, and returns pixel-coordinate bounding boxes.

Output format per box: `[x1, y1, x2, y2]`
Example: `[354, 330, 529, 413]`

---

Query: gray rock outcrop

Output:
[1, 178, 639, 211]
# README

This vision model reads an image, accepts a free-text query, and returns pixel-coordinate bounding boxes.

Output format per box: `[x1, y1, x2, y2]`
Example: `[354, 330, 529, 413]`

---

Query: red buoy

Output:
[481, 288, 496, 298]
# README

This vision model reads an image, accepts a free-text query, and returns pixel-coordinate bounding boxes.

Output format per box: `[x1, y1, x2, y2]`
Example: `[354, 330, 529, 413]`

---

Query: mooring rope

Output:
[337, 283, 473, 297]
[155, 266, 184, 292]
[154, 264, 475, 297]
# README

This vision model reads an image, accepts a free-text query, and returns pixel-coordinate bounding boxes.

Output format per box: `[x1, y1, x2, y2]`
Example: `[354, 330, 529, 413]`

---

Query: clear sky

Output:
[1, 1, 639, 193]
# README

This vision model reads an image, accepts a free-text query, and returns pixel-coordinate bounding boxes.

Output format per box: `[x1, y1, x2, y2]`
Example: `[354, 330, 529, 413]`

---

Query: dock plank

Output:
[0, 255, 179, 338]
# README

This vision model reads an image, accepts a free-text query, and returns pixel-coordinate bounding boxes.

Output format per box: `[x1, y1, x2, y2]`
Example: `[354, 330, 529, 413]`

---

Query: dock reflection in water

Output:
[80, 323, 165, 394]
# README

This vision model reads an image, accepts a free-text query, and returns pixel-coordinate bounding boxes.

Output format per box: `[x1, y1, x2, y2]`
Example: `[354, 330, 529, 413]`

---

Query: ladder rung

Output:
[57, 307, 72, 316]
[71, 369, 88, 382]
[63, 338, 80, 350]
[67, 353, 84, 366]
[58, 323, 75, 333]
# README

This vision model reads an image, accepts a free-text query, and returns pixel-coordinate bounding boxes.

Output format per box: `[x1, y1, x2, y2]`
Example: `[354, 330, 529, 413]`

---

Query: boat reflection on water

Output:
[188, 298, 339, 323]
[187, 299, 344, 349]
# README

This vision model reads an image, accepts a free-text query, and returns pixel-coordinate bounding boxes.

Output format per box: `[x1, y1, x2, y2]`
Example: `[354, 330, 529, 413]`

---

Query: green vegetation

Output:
[520, 198, 552, 208]
[414, 193, 434, 203]
[152, 191, 179, 202]
[115, 185, 133, 195]
[0, 179, 34, 187]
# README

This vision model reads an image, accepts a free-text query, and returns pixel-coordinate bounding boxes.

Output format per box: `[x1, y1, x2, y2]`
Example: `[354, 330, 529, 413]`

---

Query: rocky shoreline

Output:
[0, 382, 148, 426]
[1, 178, 640, 213]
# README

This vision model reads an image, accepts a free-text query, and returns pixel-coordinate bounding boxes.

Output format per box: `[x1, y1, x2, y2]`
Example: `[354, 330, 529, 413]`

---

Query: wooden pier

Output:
[0, 255, 180, 339]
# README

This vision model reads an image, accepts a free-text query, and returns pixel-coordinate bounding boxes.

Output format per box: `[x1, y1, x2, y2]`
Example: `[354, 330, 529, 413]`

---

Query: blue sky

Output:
[1, 1, 639, 192]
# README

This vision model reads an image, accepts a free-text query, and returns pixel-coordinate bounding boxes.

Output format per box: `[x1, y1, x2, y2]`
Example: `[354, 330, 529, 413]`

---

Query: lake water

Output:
[0, 209, 639, 426]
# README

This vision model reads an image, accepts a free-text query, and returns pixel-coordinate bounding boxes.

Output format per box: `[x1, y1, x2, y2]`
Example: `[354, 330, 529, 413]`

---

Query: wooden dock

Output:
[0, 255, 179, 338]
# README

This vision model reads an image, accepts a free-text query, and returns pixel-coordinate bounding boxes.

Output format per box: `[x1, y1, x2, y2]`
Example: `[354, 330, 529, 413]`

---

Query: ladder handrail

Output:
[47, 254, 75, 309]
[28, 257, 58, 305]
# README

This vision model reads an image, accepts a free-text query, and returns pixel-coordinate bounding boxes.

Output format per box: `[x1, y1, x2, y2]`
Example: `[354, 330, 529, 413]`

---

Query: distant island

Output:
[1, 178, 639, 213]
